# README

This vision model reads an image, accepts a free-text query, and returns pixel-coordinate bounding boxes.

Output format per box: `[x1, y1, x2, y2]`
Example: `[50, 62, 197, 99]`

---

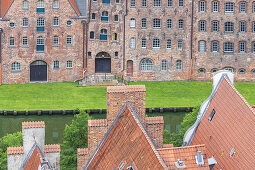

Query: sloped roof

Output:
[7, 147, 24, 155]
[1, 0, 13, 17]
[85, 103, 168, 169]
[157, 144, 209, 169]
[22, 121, 45, 129]
[191, 76, 255, 169]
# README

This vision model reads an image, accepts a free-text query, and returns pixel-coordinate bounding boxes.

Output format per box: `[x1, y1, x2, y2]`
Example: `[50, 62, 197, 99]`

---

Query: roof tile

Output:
[146, 116, 164, 124]
[7, 147, 24, 155]
[88, 119, 107, 127]
[77, 148, 89, 156]
[22, 121, 45, 129]
[107, 85, 146, 93]
[44, 144, 60, 153]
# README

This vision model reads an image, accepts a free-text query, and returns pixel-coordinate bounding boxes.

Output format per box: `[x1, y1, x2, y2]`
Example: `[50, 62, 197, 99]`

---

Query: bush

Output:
[0, 132, 23, 170]
[61, 111, 90, 170]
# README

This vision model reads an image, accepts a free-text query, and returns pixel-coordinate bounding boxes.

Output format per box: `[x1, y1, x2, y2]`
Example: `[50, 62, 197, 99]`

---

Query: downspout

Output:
[189, 0, 194, 80]
[122, 0, 128, 78]
[0, 28, 2, 85]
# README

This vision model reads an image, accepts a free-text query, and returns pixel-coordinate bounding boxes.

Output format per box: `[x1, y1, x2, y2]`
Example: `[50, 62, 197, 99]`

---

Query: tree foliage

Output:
[0, 132, 23, 170]
[164, 106, 200, 147]
[61, 111, 90, 170]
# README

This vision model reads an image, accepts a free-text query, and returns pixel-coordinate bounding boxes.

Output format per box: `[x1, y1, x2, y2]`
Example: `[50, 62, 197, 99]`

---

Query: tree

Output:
[0, 132, 23, 170]
[164, 106, 200, 147]
[61, 111, 90, 170]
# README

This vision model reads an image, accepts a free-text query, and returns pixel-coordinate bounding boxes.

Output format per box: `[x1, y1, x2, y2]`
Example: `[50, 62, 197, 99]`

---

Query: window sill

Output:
[9, 46, 15, 48]
[23, 8, 29, 10]
[100, 40, 108, 42]
[53, 25, 59, 27]
[66, 45, 72, 47]
[53, 45, 59, 47]
[112, 40, 118, 42]
[114, 21, 119, 23]
[53, 67, 60, 69]
[22, 45, 29, 48]
[53, 8, 59, 9]
[23, 26, 28, 28]
[152, 28, 161, 30]
[90, 39, 95, 41]
[140, 71, 154, 73]
[152, 48, 160, 50]
[36, 51, 45, 53]
[66, 67, 73, 69]
[166, 48, 171, 50]
[11, 70, 21, 73]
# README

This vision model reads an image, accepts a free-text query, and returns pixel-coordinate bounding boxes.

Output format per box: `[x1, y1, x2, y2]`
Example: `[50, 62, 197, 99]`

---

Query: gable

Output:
[1, 0, 13, 17]
[85, 103, 168, 169]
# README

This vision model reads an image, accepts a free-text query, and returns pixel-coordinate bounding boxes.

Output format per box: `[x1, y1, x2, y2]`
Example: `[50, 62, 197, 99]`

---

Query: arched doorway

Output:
[95, 52, 111, 73]
[127, 60, 133, 76]
[30, 60, 47, 81]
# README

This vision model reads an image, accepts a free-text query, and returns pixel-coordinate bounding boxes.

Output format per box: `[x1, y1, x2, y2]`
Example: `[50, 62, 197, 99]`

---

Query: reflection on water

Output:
[0, 112, 187, 144]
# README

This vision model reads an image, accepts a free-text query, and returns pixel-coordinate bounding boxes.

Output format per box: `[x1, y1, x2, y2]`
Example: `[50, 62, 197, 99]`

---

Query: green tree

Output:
[164, 106, 200, 147]
[0, 132, 23, 170]
[61, 111, 90, 170]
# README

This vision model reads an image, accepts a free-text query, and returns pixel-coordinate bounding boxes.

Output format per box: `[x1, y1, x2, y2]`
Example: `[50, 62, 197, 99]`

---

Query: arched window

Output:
[224, 42, 234, 53]
[100, 29, 108, 40]
[152, 38, 160, 49]
[112, 33, 118, 41]
[37, 17, 45, 32]
[36, 36, 44, 51]
[130, 18, 136, 28]
[37, 0, 45, 13]
[211, 68, 217, 73]
[211, 41, 219, 52]
[161, 60, 167, 71]
[101, 11, 109, 21]
[198, 68, 206, 73]
[90, 31, 95, 39]
[224, 67, 234, 72]
[167, 19, 172, 29]
[140, 58, 153, 72]
[153, 19, 161, 29]
[176, 60, 182, 72]
[11, 62, 21, 71]
[66, 35, 72, 45]
[53, 0, 59, 9]
[141, 18, 147, 29]
[199, 20, 206, 32]
[224, 22, 234, 32]
[238, 68, 246, 74]
[225, 2, 234, 13]
[198, 40, 206, 52]
[23, 0, 29, 9]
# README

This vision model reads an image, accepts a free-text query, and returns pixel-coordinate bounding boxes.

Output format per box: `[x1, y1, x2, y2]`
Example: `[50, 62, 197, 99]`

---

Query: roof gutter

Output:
[189, 0, 194, 80]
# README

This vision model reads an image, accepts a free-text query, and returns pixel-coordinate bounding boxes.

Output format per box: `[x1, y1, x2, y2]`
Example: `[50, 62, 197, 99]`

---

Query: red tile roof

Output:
[191, 77, 255, 169]
[146, 116, 164, 124]
[85, 103, 168, 169]
[44, 144, 60, 153]
[77, 148, 89, 156]
[251, 105, 255, 110]
[107, 85, 146, 93]
[7, 147, 24, 155]
[22, 121, 45, 129]
[69, 0, 81, 16]
[162, 144, 174, 148]
[157, 144, 209, 169]
[1, 0, 13, 17]
[88, 119, 107, 127]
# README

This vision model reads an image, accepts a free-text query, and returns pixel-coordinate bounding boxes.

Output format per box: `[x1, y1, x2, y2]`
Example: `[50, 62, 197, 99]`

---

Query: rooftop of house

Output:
[22, 121, 45, 129]
[107, 85, 146, 93]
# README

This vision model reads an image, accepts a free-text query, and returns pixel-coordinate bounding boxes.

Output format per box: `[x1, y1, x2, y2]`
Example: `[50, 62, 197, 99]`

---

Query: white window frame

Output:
[224, 22, 234, 32]
[141, 18, 147, 29]
[37, 0, 45, 8]
[53, 60, 60, 69]
[11, 62, 21, 71]
[153, 0, 161, 7]
[212, 1, 219, 12]
[211, 41, 219, 52]
[199, 40, 206, 52]
[161, 60, 168, 71]
[23, 0, 29, 9]
[53, 0, 59, 9]
[23, 18, 28, 27]
[212, 21, 219, 32]
[22, 37, 28, 46]
[141, 38, 147, 48]
[224, 42, 234, 53]
[239, 41, 246, 53]
[114, 15, 119, 22]
[90, 31, 95, 40]
[240, 2, 246, 13]
[199, 1, 205, 12]
[239, 21, 246, 32]
[66, 36, 72, 46]
[9, 37, 15, 46]
[130, 37, 136, 48]
[153, 19, 161, 29]
[179, 0, 184, 7]
[67, 20, 72, 26]
[130, 18, 136, 28]
[167, 0, 173, 7]
[176, 60, 182, 72]
[130, 0, 136, 7]
[252, 41, 255, 53]
[142, 0, 147, 7]
[66, 61, 73, 68]
[53, 36, 59, 46]
[166, 39, 172, 49]
[37, 17, 45, 27]
[253, 2, 255, 13]
[53, 17, 59, 26]
[115, 0, 120, 4]
[152, 38, 160, 49]
[199, 20, 206, 32]
[10, 22, 15, 28]
[167, 19, 172, 29]
[225, 2, 234, 13]
[177, 40, 183, 51]
[178, 20, 184, 30]
[140, 58, 153, 72]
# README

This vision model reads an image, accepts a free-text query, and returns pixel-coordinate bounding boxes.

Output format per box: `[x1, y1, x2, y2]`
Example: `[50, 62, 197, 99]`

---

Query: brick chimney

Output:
[107, 85, 146, 126]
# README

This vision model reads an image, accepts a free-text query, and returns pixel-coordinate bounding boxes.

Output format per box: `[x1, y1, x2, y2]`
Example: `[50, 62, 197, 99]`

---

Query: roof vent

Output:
[174, 159, 186, 169]
[208, 109, 216, 122]
[119, 162, 125, 170]
[195, 151, 204, 166]
[208, 156, 217, 165]
[230, 148, 235, 157]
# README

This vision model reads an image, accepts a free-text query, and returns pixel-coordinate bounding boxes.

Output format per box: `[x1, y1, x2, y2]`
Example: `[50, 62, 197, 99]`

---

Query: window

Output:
[167, 39, 172, 49]
[253, 2, 255, 13]
[115, 0, 120, 3]
[22, 37, 28, 46]
[141, 38, 146, 48]
[167, 19, 172, 29]
[161, 60, 167, 71]
[53, 0, 59, 9]
[130, 37, 135, 48]
[11, 62, 21, 71]
[212, 21, 219, 32]
[239, 41, 246, 53]
[179, 0, 184, 7]
[178, 20, 184, 30]
[37, 0, 45, 13]
[115, 52, 118, 58]
[153, 0, 161, 7]
[141, 18, 147, 29]
[238, 68, 245, 74]
[199, 20, 206, 32]
[224, 42, 234, 53]
[176, 60, 182, 71]
[36, 36, 44, 51]
[114, 15, 119, 22]
[9, 37, 15, 46]
[199, 40, 206, 52]
[130, 18, 136, 28]
[142, 0, 147, 7]
[211, 68, 217, 73]
[100, 29, 108, 40]
[225, 2, 234, 13]
[168, 0, 173, 7]
[252, 69, 255, 74]
[23, 0, 29, 9]
[53, 17, 59, 26]
[91, 13, 96, 20]
[140, 58, 153, 72]
[224, 67, 234, 72]
[67, 20, 72, 26]
[90, 31, 95, 40]
[112, 33, 118, 41]
[177, 40, 183, 50]
[240, 2, 246, 13]
[102, 0, 110, 4]
[239, 21, 246, 32]
[66, 61, 73, 68]
[252, 41, 255, 53]
[37, 18, 45, 32]
[93, 0, 97, 2]
[224, 22, 234, 32]
[253, 22, 255, 32]
[211, 41, 219, 52]
[208, 109, 215, 122]
[23, 18, 28, 27]
[53, 36, 59, 46]
[198, 68, 205, 73]
[53, 61, 60, 69]
[212, 1, 218, 12]
[131, 0, 136, 7]
[66, 35, 72, 45]
[153, 19, 161, 29]
[10, 22, 15, 28]
[152, 38, 160, 49]
[199, 1, 205, 12]
[88, 52, 92, 58]
[101, 11, 109, 21]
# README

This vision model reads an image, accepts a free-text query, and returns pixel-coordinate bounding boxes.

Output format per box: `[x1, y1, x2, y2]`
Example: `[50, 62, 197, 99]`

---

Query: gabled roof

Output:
[190, 76, 255, 169]
[84, 103, 168, 169]
[1, 0, 13, 17]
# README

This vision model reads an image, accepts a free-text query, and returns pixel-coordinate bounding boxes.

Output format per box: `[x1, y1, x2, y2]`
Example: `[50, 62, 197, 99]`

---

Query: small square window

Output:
[88, 52, 92, 58]
[53, 61, 60, 69]
[53, 17, 59, 26]
[66, 61, 73, 68]
[10, 22, 15, 28]
[67, 20, 72, 26]
[22, 37, 28, 46]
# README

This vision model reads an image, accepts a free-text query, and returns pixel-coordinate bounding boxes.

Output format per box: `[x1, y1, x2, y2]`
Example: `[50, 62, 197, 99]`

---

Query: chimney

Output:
[213, 70, 234, 90]
[107, 85, 146, 126]
[22, 121, 45, 155]
[174, 159, 186, 169]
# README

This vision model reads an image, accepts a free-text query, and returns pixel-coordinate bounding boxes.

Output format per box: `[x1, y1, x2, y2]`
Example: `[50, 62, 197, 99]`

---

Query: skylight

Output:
[208, 109, 216, 122]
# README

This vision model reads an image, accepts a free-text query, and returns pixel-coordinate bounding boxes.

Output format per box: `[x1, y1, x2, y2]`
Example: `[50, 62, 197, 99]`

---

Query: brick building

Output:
[1, 0, 255, 84]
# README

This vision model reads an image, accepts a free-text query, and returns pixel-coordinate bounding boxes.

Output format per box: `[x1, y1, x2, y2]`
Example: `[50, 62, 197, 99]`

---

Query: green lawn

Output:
[0, 81, 254, 110]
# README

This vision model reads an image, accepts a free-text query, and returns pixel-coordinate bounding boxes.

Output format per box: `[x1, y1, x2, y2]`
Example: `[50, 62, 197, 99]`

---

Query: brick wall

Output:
[77, 148, 89, 170]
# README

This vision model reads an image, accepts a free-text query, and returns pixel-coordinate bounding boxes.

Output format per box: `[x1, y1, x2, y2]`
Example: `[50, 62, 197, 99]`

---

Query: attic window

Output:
[119, 162, 125, 170]
[208, 109, 215, 122]
[195, 151, 204, 165]
[230, 148, 235, 157]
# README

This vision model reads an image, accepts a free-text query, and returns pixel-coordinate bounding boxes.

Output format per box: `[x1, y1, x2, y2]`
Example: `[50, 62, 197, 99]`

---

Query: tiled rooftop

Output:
[162, 144, 174, 148]
[22, 121, 45, 129]
[107, 85, 146, 93]
[0, 0, 12, 17]
[88, 119, 107, 127]
[7, 147, 24, 155]
[146, 116, 164, 124]
[77, 148, 89, 156]
[44, 144, 60, 153]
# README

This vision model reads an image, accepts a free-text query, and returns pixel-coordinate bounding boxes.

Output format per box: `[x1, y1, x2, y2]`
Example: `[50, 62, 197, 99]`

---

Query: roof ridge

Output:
[157, 144, 206, 151]
[7, 146, 24, 155]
